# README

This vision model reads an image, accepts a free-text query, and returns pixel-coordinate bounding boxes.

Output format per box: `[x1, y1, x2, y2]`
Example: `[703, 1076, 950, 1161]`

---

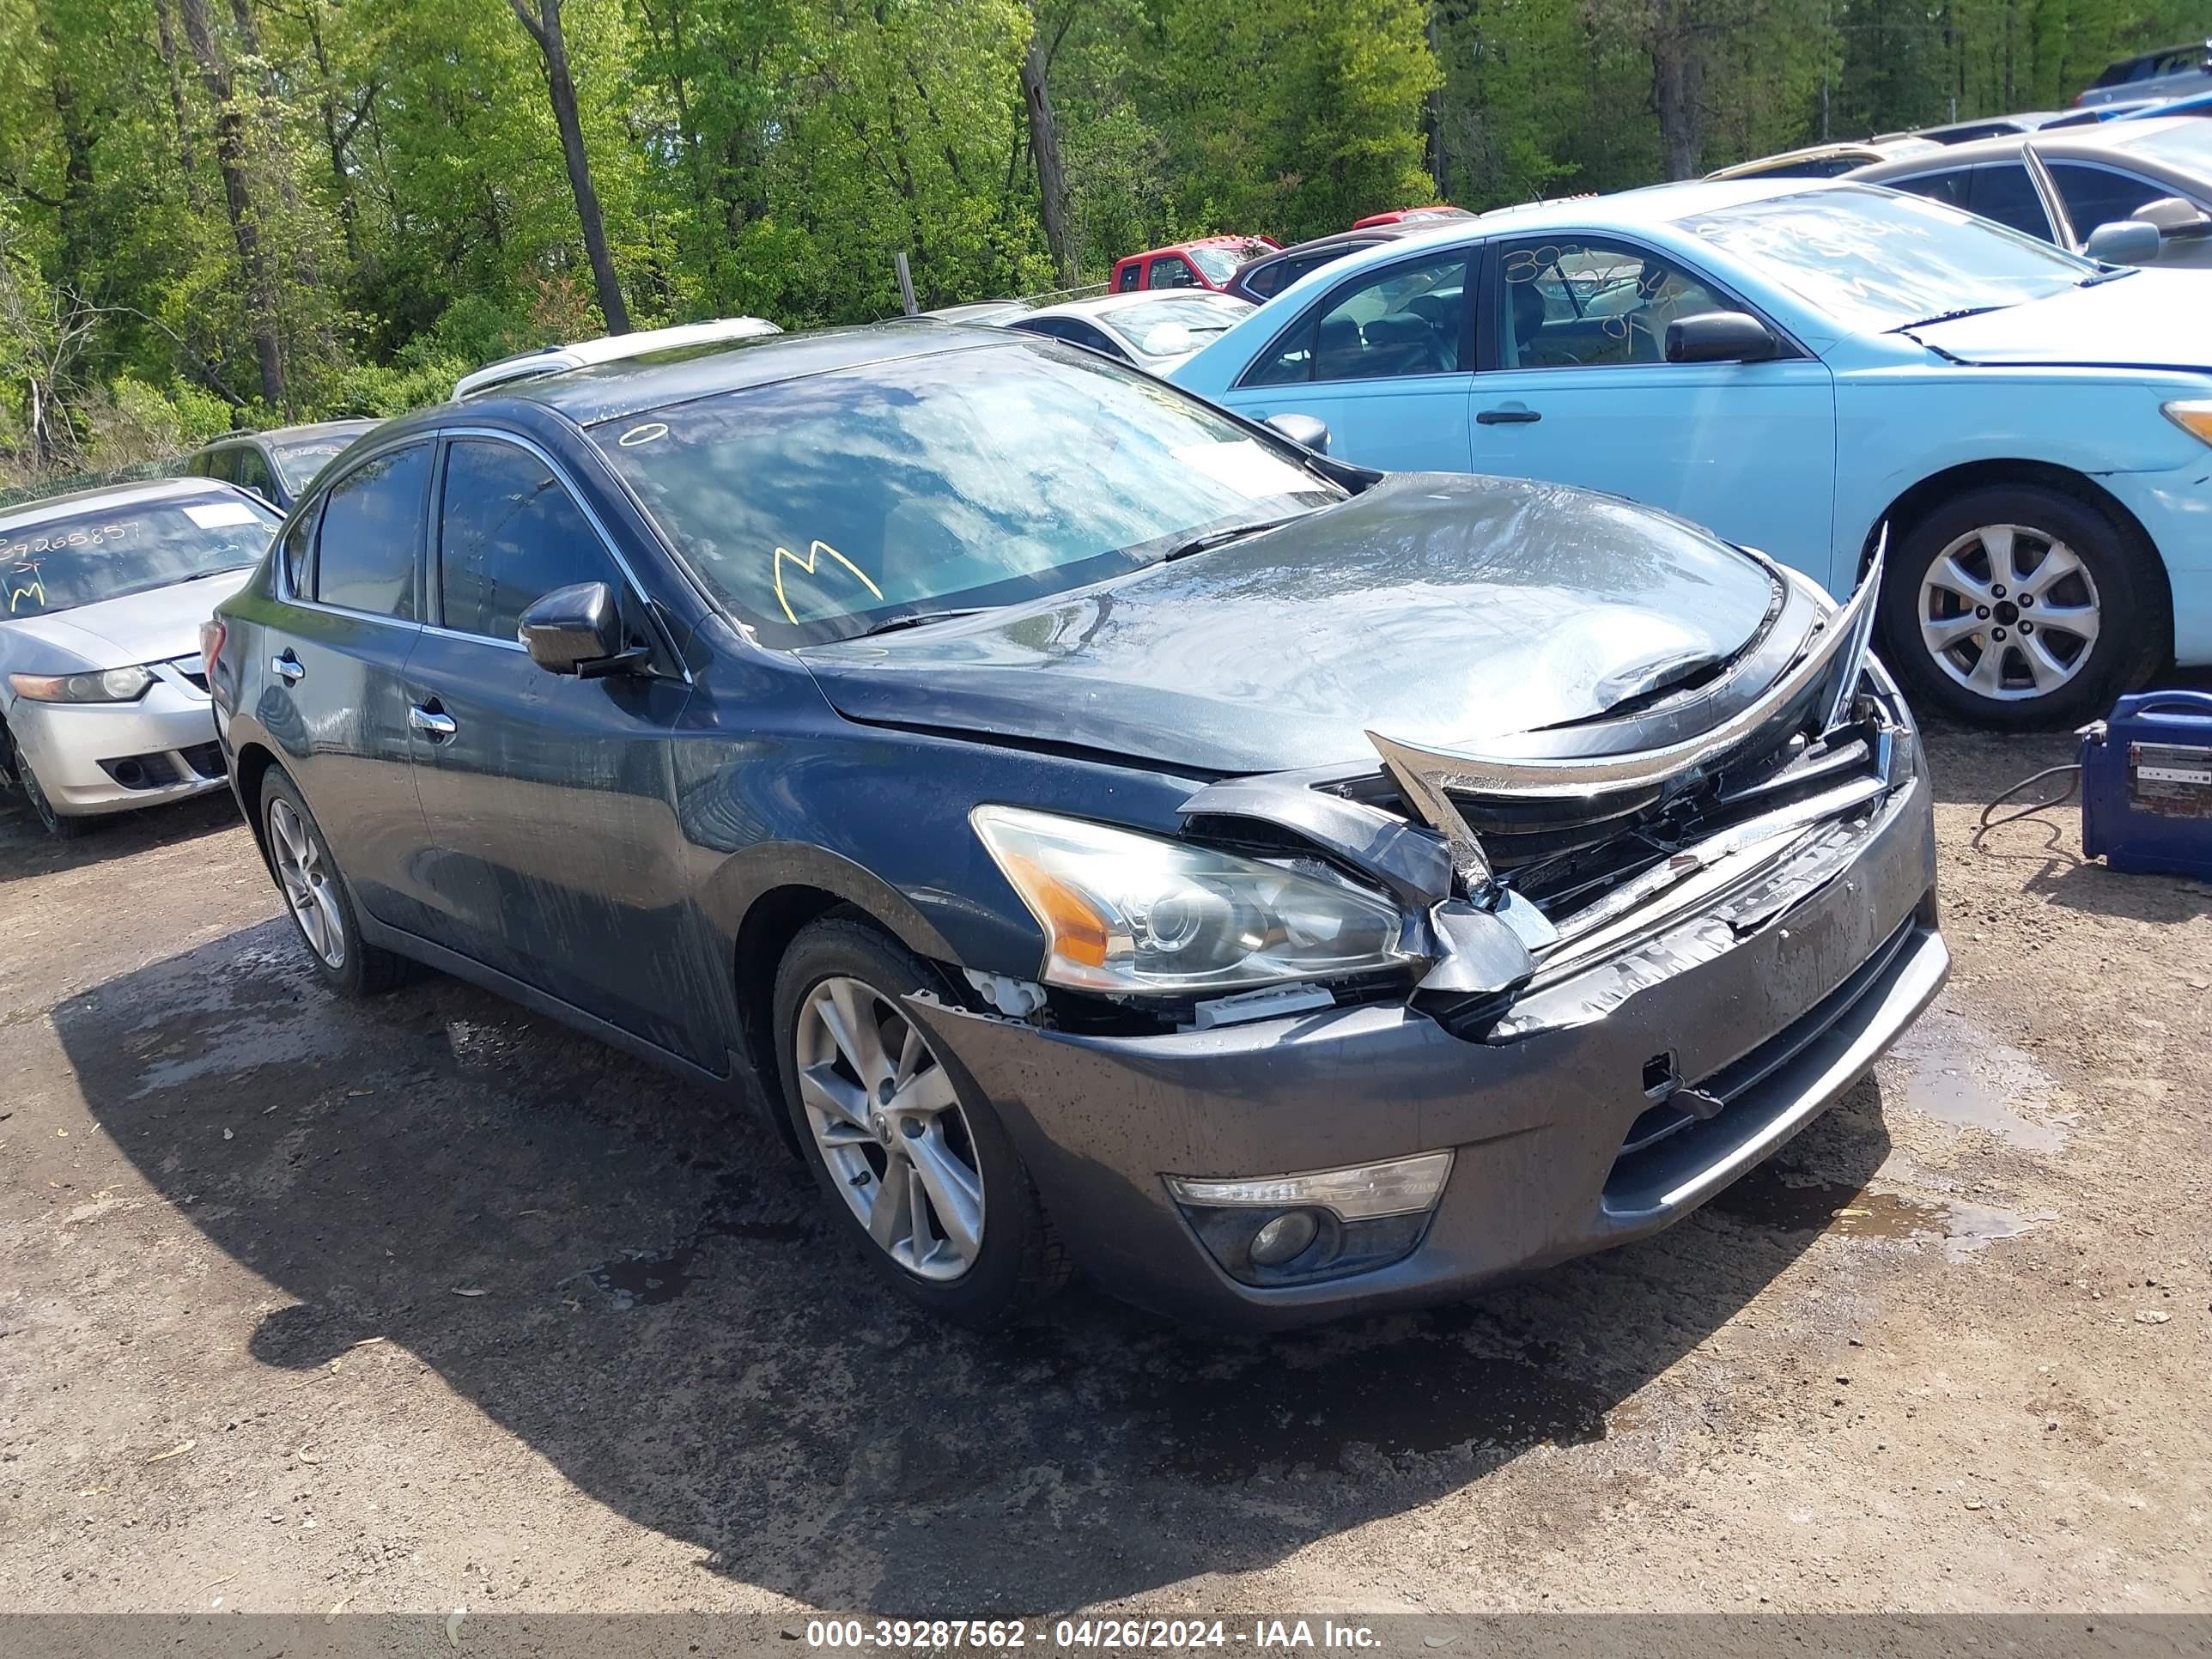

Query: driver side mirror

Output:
[2083, 217, 2162, 265]
[1665, 311, 1778, 364]
[1264, 411, 1332, 453]
[519, 581, 647, 678]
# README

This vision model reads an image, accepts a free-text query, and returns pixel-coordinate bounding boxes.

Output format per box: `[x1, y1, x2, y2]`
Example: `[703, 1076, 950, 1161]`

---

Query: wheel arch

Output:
[230, 740, 282, 863]
[1857, 459, 2174, 658]
[711, 850, 967, 1151]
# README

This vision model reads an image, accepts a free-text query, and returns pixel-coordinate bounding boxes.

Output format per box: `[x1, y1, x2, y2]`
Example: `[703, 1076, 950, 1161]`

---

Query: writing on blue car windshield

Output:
[1683, 185, 2097, 332]
[592, 341, 1341, 647]
[3, 496, 277, 617]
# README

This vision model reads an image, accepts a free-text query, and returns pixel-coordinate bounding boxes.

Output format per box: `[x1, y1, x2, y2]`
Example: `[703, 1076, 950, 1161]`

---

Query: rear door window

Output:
[1887, 168, 1973, 211]
[435, 439, 619, 641]
[1147, 256, 1199, 289]
[1115, 262, 1142, 293]
[313, 445, 429, 617]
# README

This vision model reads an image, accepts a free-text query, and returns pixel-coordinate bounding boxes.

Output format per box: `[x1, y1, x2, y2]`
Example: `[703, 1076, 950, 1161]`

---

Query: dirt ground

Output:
[1, 721, 2207, 1620]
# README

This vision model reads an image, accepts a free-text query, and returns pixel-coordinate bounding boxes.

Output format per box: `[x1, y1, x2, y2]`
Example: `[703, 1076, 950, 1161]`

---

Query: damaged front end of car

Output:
[900, 544, 1944, 1323]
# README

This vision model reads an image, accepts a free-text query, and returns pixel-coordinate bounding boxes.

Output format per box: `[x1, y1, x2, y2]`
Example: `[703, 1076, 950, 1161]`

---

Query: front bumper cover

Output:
[6, 666, 226, 817]
[906, 762, 1942, 1329]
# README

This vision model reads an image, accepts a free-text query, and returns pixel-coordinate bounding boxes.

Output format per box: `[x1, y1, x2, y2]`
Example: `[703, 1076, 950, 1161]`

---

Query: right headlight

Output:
[970, 805, 1414, 996]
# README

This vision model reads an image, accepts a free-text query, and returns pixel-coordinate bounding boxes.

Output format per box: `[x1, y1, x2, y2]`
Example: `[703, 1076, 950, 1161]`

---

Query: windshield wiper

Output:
[852, 607, 989, 639]
[2080, 266, 2139, 287]
[1159, 513, 1310, 563]
[1892, 304, 2008, 332]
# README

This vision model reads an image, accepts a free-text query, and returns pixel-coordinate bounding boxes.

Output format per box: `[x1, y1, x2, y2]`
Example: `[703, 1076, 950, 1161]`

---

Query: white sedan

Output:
[1002, 292, 1253, 373]
[3, 477, 279, 837]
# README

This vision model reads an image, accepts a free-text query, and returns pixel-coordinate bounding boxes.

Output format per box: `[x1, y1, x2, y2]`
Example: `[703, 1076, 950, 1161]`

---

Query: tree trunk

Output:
[152, 0, 202, 192]
[1650, 4, 1705, 182]
[508, 0, 631, 335]
[1019, 21, 1073, 285]
[177, 0, 284, 406]
[1424, 6, 1447, 199]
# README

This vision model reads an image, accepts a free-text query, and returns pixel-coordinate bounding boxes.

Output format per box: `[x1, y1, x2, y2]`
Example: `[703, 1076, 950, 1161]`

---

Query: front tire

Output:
[15, 754, 89, 841]
[258, 770, 408, 995]
[1878, 483, 2164, 729]
[773, 915, 1069, 1326]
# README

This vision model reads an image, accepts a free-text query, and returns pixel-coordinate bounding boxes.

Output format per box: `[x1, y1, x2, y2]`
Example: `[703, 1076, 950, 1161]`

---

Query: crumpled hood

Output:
[796, 474, 1780, 775]
[0, 569, 250, 672]
[1905, 270, 2212, 371]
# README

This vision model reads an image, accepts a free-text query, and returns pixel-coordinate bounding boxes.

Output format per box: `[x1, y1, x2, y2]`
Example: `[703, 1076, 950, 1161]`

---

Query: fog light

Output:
[1248, 1210, 1319, 1266]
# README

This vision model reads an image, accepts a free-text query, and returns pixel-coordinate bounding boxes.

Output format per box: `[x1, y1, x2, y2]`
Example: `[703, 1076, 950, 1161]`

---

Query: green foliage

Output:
[0, 0, 2204, 491]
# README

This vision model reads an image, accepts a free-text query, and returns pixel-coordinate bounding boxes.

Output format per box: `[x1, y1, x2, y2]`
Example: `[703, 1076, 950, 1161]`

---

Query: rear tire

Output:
[258, 769, 409, 995]
[1877, 483, 2164, 729]
[773, 915, 1070, 1326]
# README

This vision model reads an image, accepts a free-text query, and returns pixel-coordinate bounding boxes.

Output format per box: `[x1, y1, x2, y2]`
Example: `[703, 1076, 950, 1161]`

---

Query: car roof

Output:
[1023, 292, 1246, 323]
[469, 322, 1018, 427]
[1852, 116, 2209, 173]
[0, 476, 262, 532]
[920, 301, 1032, 321]
[1705, 137, 1940, 178]
[198, 418, 377, 451]
[454, 317, 781, 398]
[1241, 227, 1407, 264]
[1121, 235, 1269, 260]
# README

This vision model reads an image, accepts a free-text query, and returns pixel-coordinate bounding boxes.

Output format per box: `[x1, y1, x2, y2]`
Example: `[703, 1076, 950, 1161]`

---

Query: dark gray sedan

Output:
[207, 325, 1944, 1328]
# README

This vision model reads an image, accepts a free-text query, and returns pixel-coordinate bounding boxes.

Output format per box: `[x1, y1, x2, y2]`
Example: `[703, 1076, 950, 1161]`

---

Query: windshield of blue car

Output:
[1680, 186, 2098, 331]
[593, 340, 1342, 647]
[2, 495, 278, 618]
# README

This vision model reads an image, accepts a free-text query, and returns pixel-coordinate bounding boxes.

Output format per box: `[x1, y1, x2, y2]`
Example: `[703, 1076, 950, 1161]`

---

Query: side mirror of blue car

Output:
[1263, 411, 1332, 453]
[1665, 311, 1778, 365]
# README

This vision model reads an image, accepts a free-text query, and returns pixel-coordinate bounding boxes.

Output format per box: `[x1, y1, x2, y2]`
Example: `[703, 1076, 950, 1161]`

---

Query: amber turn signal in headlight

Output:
[2164, 400, 2212, 446]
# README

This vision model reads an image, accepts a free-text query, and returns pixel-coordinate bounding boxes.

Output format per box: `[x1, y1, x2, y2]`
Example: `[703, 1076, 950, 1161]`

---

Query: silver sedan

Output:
[2, 478, 280, 837]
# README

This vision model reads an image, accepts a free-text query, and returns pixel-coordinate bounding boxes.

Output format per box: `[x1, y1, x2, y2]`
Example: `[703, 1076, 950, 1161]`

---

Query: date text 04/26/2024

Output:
[804, 1619, 1383, 1650]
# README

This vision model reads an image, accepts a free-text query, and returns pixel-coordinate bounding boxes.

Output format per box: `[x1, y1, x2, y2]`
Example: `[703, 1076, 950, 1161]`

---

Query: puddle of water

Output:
[1711, 1166, 2047, 1260]
[1156, 1338, 1613, 1480]
[1882, 1006, 2068, 1153]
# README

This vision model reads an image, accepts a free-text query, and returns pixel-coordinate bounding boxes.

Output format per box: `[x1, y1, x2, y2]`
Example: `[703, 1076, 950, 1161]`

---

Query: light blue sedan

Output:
[1170, 179, 2212, 726]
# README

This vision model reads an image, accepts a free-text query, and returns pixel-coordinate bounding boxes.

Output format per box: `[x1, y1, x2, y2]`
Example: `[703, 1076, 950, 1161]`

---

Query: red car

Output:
[1349, 205, 1473, 229]
[1109, 235, 1279, 294]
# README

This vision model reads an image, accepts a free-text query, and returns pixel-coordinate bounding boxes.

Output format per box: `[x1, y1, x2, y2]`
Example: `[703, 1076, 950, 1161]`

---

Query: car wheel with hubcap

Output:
[258, 771, 407, 994]
[15, 753, 88, 840]
[773, 915, 1069, 1324]
[1879, 483, 2164, 729]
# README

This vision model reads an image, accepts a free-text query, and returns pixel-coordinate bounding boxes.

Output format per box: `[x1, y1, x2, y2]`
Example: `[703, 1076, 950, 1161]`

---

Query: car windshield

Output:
[1681, 185, 2096, 331]
[1186, 245, 1255, 283]
[1103, 297, 1249, 358]
[3, 495, 276, 618]
[593, 341, 1341, 647]
[270, 435, 364, 492]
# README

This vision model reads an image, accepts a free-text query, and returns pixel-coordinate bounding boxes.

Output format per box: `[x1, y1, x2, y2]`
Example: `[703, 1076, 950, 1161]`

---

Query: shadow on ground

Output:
[56, 918, 1896, 1612]
[0, 784, 241, 884]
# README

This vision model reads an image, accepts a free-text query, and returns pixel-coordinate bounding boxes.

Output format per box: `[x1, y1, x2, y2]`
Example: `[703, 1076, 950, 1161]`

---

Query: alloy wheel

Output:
[268, 797, 346, 969]
[795, 975, 984, 1282]
[1917, 522, 2101, 703]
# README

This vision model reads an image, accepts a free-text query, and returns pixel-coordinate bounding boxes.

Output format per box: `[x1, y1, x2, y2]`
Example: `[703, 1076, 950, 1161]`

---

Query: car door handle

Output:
[408, 702, 457, 740]
[271, 651, 305, 683]
[1477, 404, 1542, 425]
